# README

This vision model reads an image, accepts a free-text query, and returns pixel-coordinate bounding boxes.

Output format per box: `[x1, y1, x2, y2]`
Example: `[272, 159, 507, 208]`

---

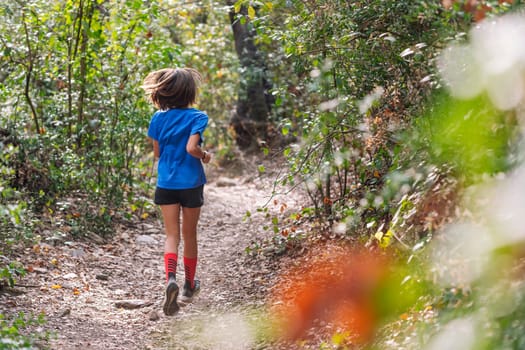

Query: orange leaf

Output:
[51, 284, 62, 289]
[271, 247, 389, 343]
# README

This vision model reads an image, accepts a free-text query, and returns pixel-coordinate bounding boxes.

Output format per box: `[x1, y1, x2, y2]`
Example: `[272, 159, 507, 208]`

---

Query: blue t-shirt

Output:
[147, 108, 208, 190]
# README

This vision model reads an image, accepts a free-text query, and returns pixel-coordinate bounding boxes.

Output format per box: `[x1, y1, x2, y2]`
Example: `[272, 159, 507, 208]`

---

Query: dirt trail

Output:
[1, 164, 297, 349]
[145, 179, 281, 350]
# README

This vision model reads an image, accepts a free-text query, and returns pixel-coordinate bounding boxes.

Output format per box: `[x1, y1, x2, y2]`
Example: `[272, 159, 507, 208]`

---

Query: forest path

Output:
[1, 163, 295, 349]
[145, 177, 282, 350]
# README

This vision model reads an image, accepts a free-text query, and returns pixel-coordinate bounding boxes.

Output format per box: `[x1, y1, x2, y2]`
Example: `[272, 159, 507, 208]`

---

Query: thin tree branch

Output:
[21, 9, 40, 133]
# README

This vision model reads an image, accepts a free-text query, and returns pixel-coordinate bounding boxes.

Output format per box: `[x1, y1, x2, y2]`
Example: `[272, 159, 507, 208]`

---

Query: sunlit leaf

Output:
[248, 6, 256, 20]
[234, 1, 242, 13]
[400, 47, 414, 58]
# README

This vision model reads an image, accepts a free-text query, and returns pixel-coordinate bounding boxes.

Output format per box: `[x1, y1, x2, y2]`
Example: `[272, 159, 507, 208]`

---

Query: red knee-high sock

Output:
[183, 256, 198, 289]
[164, 253, 178, 282]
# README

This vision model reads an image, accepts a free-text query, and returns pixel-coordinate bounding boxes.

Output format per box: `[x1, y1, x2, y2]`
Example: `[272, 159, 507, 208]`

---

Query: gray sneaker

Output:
[180, 279, 200, 304]
[162, 278, 180, 316]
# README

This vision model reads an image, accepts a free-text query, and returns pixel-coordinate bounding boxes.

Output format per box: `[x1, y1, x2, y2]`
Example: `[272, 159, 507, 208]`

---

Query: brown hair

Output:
[142, 68, 202, 110]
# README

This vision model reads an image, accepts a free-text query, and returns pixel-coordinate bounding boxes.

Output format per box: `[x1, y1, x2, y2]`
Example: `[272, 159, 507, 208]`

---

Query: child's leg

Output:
[160, 204, 181, 281]
[181, 207, 200, 288]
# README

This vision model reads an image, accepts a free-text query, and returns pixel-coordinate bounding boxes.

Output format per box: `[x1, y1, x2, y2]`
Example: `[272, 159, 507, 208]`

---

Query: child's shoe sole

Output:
[163, 281, 180, 316]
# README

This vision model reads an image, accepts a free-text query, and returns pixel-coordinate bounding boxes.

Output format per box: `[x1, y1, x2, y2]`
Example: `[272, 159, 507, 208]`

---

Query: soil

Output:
[0, 159, 304, 350]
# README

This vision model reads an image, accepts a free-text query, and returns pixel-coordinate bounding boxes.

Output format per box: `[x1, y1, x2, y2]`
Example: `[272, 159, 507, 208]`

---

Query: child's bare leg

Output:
[181, 207, 201, 298]
[182, 207, 200, 258]
[162, 204, 181, 253]
[160, 204, 181, 315]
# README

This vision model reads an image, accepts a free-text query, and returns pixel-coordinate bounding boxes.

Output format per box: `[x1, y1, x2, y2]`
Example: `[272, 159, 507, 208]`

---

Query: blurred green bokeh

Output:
[426, 92, 515, 181]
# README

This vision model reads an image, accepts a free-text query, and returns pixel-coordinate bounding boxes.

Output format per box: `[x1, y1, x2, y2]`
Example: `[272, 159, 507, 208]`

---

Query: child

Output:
[142, 68, 212, 316]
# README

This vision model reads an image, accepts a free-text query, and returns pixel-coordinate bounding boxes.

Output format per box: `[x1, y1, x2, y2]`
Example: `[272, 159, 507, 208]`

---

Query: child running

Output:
[142, 67, 211, 316]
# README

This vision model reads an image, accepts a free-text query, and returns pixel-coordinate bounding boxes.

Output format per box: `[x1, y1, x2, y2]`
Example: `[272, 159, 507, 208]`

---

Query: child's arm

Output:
[186, 134, 211, 163]
[151, 138, 160, 158]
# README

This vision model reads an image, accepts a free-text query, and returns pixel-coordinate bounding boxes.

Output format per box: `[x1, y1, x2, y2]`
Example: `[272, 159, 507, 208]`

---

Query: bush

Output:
[0, 312, 47, 350]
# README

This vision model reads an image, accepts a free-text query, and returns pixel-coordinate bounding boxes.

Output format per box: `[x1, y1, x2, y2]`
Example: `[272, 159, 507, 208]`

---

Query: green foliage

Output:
[256, 0, 462, 231]
[158, 0, 239, 158]
[0, 312, 48, 350]
[1, 0, 174, 207]
[256, 0, 519, 242]
[0, 143, 34, 246]
[0, 262, 26, 289]
[0, 0, 241, 239]
[246, 2, 525, 347]
[424, 93, 515, 181]
[484, 283, 525, 349]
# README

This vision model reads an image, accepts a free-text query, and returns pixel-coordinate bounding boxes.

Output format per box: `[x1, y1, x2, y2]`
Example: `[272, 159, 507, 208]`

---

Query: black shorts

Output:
[154, 185, 204, 208]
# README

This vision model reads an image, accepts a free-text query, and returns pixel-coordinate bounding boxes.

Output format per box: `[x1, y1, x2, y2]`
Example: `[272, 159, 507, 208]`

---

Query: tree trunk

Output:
[227, 3, 273, 151]
[21, 10, 40, 134]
